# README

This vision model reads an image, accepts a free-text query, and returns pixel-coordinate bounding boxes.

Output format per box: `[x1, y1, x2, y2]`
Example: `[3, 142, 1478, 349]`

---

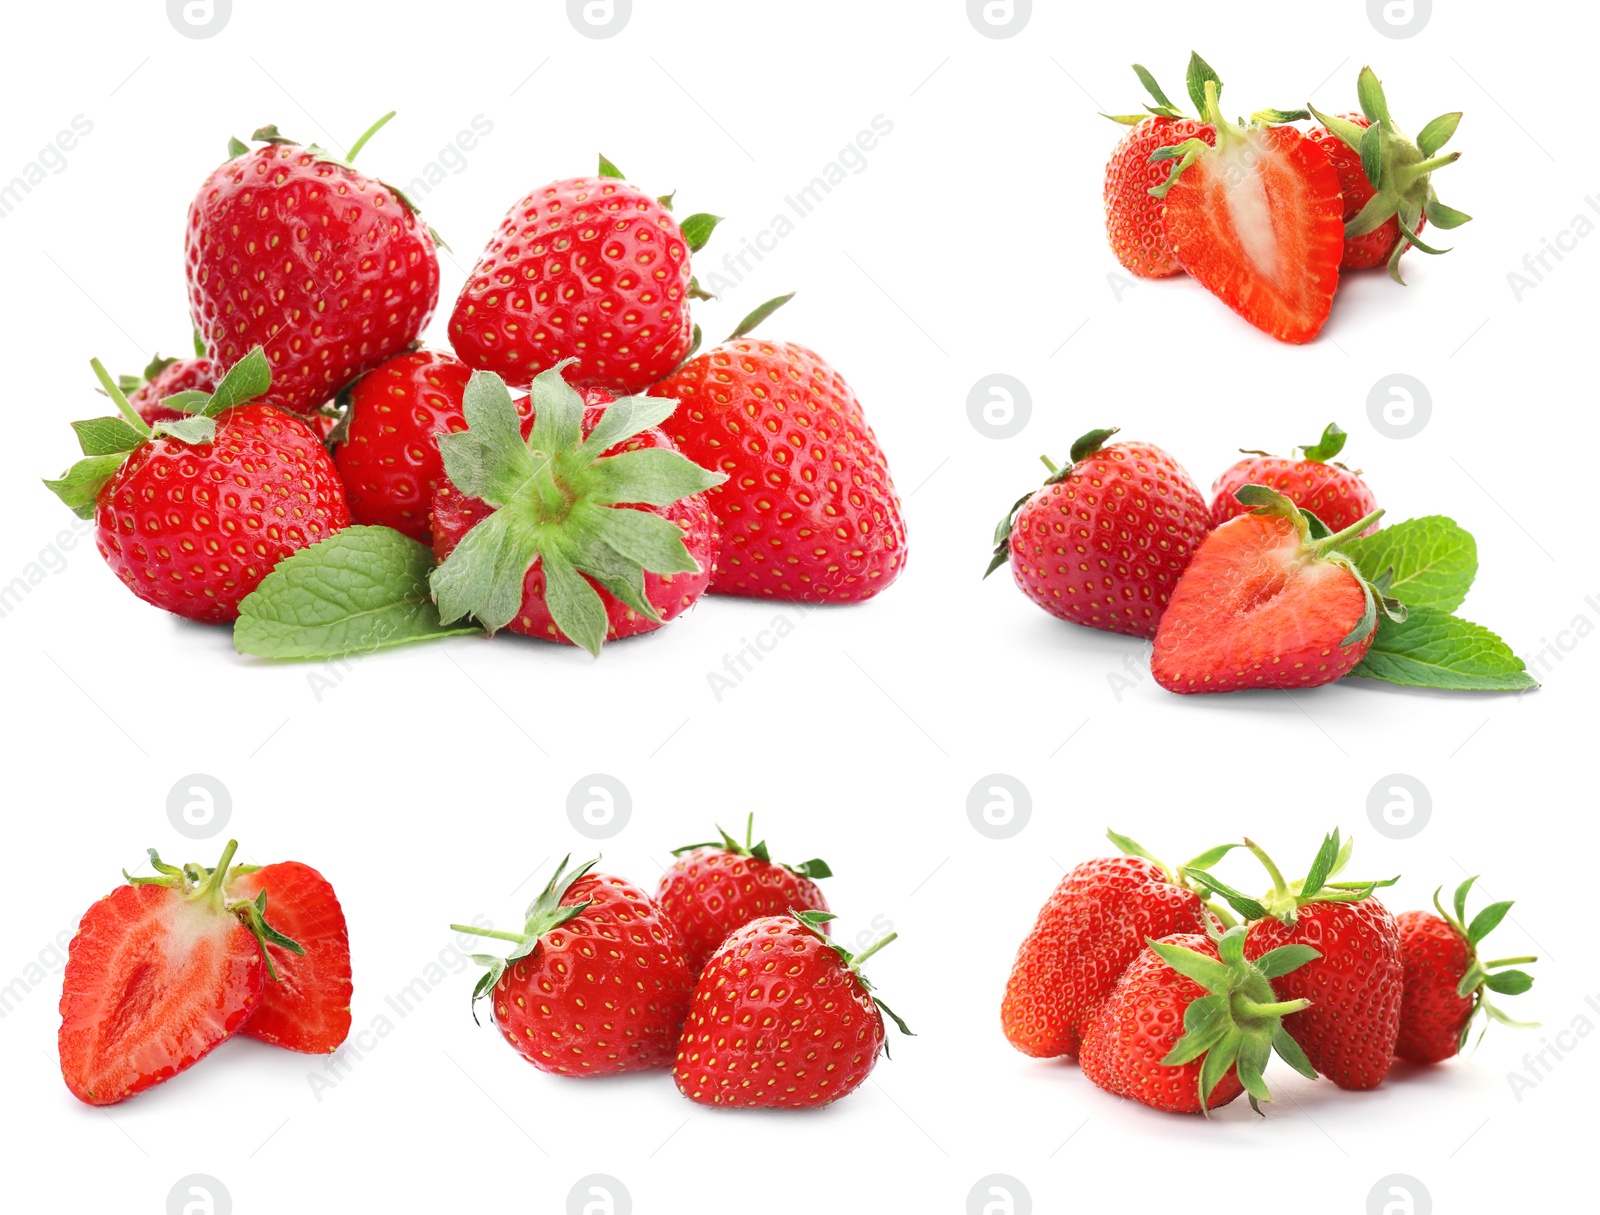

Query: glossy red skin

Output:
[1151, 512, 1372, 693]
[656, 849, 831, 975]
[449, 176, 693, 393]
[1008, 441, 1210, 639]
[95, 403, 349, 623]
[1245, 897, 1402, 1089]
[58, 883, 263, 1105]
[1002, 857, 1213, 1059]
[228, 863, 352, 1054]
[1394, 910, 1475, 1063]
[1308, 114, 1427, 271]
[430, 392, 717, 644]
[1079, 932, 1243, 1114]
[658, 340, 906, 603]
[186, 142, 440, 415]
[131, 357, 219, 425]
[1104, 117, 1216, 278]
[487, 872, 694, 1077]
[1210, 456, 1379, 536]
[674, 915, 886, 1108]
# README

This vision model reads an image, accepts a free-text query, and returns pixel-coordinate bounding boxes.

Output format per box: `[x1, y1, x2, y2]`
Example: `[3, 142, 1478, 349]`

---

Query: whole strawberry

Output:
[1001, 832, 1233, 1059]
[1210, 423, 1379, 536]
[656, 815, 832, 974]
[1079, 925, 1318, 1115]
[186, 115, 440, 415]
[674, 911, 909, 1108]
[429, 360, 723, 654]
[1151, 487, 1400, 693]
[657, 302, 906, 603]
[122, 344, 219, 426]
[1308, 68, 1470, 279]
[1193, 831, 1403, 1090]
[453, 856, 695, 1078]
[45, 350, 349, 623]
[449, 156, 718, 393]
[986, 427, 1210, 638]
[1396, 876, 1537, 1064]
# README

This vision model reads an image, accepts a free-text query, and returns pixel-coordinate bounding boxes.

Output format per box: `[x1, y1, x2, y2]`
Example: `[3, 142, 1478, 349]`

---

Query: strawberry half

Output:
[58, 840, 302, 1106]
[1151, 485, 1401, 693]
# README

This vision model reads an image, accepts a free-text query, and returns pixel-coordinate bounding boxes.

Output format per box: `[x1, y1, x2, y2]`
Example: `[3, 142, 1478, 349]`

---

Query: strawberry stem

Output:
[1483, 955, 1537, 967]
[193, 839, 238, 910]
[91, 357, 152, 438]
[347, 111, 396, 163]
[449, 924, 527, 943]
[1237, 996, 1311, 1018]
[851, 931, 898, 968]
[1244, 838, 1289, 900]
[1310, 508, 1385, 554]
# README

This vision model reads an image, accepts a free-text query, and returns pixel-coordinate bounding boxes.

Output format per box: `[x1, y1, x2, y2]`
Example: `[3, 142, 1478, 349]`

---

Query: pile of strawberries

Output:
[58, 841, 351, 1105]
[453, 818, 908, 1109]
[1002, 830, 1536, 1114]
[44, 119, 906, 659]
[1103, 56, 1470, 342]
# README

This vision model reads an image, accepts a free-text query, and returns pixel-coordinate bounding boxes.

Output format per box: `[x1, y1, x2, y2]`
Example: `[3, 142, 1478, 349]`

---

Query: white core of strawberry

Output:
[1217, 134, 1280, 284]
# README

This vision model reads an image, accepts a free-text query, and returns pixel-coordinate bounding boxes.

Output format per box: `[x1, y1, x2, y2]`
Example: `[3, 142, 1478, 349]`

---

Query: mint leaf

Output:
[1350, 609, 1538, 691]
[234, 526, 481, 659]
[1344, 516, 1476, 614]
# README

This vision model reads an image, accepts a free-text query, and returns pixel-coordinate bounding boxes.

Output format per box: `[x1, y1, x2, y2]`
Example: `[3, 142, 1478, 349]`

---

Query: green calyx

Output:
[983, 426, 1120, 579]
[671, 812, 832, 881]
[1433, 875, 1539, 1052]
[428, 360, 726, 656]
[1189, 829, 1398, 926]
[1310, 66, 1471, 283]
[794, 909, 912, 1042]
[1297, 422, 1349, 464]
[124, 840, 304, 981]
[596, 153, 721, 254]
[1153, 924, 1320, 1114]
[1107, 828, 1241, 929]
[44, 348, 272, 519]
[1233, 484, 1404, 646]
[450, 855, 599, 1023]
[230, 114, 432, 223]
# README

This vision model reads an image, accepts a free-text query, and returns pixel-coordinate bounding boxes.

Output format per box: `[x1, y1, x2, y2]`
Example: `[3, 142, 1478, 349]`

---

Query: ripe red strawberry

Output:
[428, 360, 722, 654]
[1396, 876, 1537, 1064]
[1001, 832, 1234, 1059]
[1193, 831, 1404, 1090]
[453, 856, 694, 1077]
[449, 156, 718, 393]
[656, 815, 833, 974]
[674, 911, 909, 1108]
[1151, 487, 1399, 693]
[657, 313, 906, 603]
[121, 348, 219, 426]
[45, 350, 349, 624]
[1079, 925, 1318, 1115]
[186, 116, 440, 415]
[986, 427, 1210, 638]
[227, 861, 352, 1054]
[1308, 68, 1470, 279]
[58, 840, 301, 1105]
[1210, 423, 1379, 536]
[1151, 66, 1343, 343]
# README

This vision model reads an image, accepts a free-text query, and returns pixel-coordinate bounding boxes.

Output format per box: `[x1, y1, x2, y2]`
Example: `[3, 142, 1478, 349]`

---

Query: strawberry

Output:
[448, 156, 719, 393]
[186, 114, 440, 415]
[1150, 486, 1400, 693]
[674, 911, 909, 1108]
[1308, 68, 1470, 279]
[1102, 64, 1216, 277]
[453, 856, 694, 1077]
[44, 349, 349, 624]
[428, 360, 722, 654]
[985, 427, 1210, 638]
[1078, 925, 1318, 1115]
[1395, 876, 1537, 1064]
[1150, 61, 1343, 343]
[656, 301, 906, 603]
[58, 840, 302, 1105]
[1192, 831, 1404, 1090]
[226, 861, 353, 1054]
[121, 343, 219, 427]
[656, 814, 833, 974]
[1209, 422, 1379, 536]
[1001, 832, 1234, 1059]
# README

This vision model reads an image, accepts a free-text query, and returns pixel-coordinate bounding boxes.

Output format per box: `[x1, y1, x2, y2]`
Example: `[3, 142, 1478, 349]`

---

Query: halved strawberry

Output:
[227, 861, 352, 1054]
[1151, 486, 1401, 693]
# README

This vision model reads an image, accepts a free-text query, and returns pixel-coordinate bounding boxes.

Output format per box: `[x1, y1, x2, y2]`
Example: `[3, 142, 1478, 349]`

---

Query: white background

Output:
[1, 1, 1593, 1212]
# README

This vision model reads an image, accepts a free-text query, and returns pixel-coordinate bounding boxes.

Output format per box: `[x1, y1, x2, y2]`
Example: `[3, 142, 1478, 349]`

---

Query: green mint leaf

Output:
[1343, 516, 1477, 614]
[234, 526, 482, 659]
[44, 453, 127, 518]
[1350, 609, 1538, 691]
[72, 416, 146, 457]
[205, 346, 272, 416]
[590, 447, 726, 506]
